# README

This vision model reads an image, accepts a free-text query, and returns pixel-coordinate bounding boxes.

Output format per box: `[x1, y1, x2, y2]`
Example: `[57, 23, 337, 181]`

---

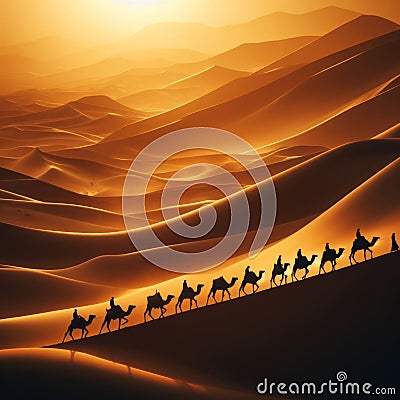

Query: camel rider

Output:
[297, 249, 303, 259]
[356, 228, 361, 239]
[276, 255, 283, 268]
[110, 297, 116, 309]
[183, 280, 189, 292]
[325, 243, 331, 252]
[73, 309, 80, 321]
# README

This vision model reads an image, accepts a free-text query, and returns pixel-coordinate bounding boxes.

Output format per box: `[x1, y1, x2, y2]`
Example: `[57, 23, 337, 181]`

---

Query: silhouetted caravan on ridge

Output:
[144, 290, 174, 321]
[270, 255, 290, 287]
[391, 233, 399, 252]
[99, 304, 136, 333]
[62, 313, 96, 343]
[175, 281, 204, 313]
[239, 266, 265, 296]
[291, 250, 317, 281]
[319, 244, 345, 274]
[206, 276, 238, 304]
[349, 229, 379, 265]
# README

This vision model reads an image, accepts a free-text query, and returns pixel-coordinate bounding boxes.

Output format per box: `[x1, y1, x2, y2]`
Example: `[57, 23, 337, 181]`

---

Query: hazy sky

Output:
[1, 0, 399, 46]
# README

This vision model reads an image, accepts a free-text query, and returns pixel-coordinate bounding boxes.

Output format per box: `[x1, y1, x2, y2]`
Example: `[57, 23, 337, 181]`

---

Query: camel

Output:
[319, 247, 345, 273]
[270, 262, 290, 287]
[292, 254, 318, 281]
[144, 291, 174, 321]
[62, 315, 96, 343]
[206, 276, 238, 304]
[99, 305, 135, 333]
[239, 266, 265, 296]
[175, 284, 204, 313]
[349, 236, 379, 265]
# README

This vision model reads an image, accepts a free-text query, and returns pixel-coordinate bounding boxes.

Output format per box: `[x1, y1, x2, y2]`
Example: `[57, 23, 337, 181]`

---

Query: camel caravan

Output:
[62, 229, 399, 342]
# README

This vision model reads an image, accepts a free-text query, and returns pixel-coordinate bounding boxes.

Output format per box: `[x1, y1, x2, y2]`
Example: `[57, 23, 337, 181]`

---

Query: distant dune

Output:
[127, 7, 359, 53]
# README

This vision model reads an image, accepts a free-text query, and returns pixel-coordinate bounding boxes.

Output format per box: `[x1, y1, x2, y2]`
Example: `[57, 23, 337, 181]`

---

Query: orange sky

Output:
[0, 0, 399, 46]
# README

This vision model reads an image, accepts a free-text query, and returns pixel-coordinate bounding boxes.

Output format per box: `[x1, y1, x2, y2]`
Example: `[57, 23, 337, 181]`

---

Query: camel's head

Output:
[167, 295, 175, 300]
[89, 314, 96, 319]
[232, 277, 239, 284]
[260, 270, 266, 275]
[198, 284, 205, 288]
[128, 305, 136, 310]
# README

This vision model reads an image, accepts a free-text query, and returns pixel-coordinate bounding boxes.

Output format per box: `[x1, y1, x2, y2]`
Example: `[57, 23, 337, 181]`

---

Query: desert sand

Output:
[0, 5, 399, 399]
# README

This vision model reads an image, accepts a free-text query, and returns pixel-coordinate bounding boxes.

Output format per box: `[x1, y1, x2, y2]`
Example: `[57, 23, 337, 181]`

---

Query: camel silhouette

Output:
[349, 236, 379, 264]
[292, 254, 318, 281]
[391, 233, 399, 252]
[62, 314, 96, 343]
[319, 247, 345, 273]
[99, 305, 136, 333]
[206, 276, 238, 304]
[270, 262, 290, 287]
[239, 266, 265, 296]
[144, 291, 174, 321]
[175, 284, 204, 313]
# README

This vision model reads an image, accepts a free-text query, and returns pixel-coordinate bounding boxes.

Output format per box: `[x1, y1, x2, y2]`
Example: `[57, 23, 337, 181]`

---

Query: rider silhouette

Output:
[276, 255, 283, 268]
[356, 228, 361, 239]
[73, 309, 80, 320]
[110, 297, 116, 308]
[182, 280, 189, 292]
[297, 249, 303, 258]
[325, 242, 331, 251]
[391, 233, 399, 252]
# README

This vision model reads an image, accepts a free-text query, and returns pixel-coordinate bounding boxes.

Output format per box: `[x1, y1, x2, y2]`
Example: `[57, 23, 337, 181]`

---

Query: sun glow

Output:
[116, 0, 162, 5]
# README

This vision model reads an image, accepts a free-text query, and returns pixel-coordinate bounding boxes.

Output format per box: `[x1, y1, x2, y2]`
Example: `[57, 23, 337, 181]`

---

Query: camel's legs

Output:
[84, 327, 88, 338]
[254, 283, 259, 293]
[81, 328, 84, 339]
[279, 275, 284, 286]
[160, 306, 166, 318]
[292, 270, 298, 282]
[331, 260, 336, 271]
[284, 275, 287, 285]
[118, 318, 121, 330]
[367, 248, 372, 259]
[149, 308, 155, 320]
[319, 261, 326, 274]
[302, 268, 309, 279]
[221, 290, 225, 302]
[226, 289, 232, 300]
[212, 291, 217, 303]
[69, 329, 74, 341]
[62, 326, 71, 343]
[99, 319, 107, 334]
[189, 299, 193, 310]
[193, 298, 198, 308]
[206, 291, 213, 305]
[363, 249, 367, 261]
[106, 320, 111, 332]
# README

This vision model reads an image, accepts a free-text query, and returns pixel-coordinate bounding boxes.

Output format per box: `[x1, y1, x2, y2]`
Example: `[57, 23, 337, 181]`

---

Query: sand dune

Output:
[51, 252, 399, 394]
[127, 7, 358, 53]
[259, 15, 399, 72]
[0, 268, 126, 318]
[0, 7, 398, 396]
[50, 139, 399, 287]
[102, 29, 400, 147]
[0, 349, 257, 400]
[166, 65, 249, 90]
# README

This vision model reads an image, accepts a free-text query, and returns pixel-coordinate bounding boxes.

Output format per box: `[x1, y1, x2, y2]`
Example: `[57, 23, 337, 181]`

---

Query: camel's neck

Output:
[194, 286, 202, 296]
